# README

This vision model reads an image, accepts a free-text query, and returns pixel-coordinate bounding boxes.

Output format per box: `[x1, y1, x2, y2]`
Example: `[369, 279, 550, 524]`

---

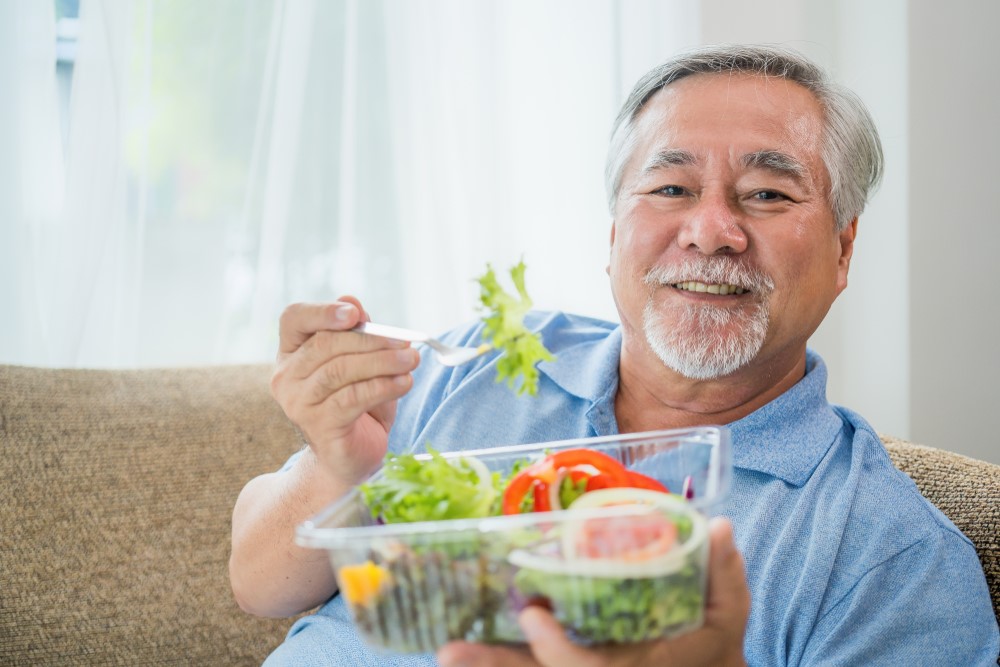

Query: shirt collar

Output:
[542, 332, 840, 487]
[538, 325, 622, 403]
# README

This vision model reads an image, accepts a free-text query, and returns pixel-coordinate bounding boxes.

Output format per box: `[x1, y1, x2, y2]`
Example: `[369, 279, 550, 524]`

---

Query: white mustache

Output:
[642, 258, 775, 295]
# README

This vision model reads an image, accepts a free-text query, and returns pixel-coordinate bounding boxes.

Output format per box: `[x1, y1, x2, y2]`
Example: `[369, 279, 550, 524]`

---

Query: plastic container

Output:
[296, 426, 731, 654]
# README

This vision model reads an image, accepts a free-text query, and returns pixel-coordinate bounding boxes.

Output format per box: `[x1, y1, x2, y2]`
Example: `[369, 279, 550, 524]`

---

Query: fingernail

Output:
[333, 304, 354, 322]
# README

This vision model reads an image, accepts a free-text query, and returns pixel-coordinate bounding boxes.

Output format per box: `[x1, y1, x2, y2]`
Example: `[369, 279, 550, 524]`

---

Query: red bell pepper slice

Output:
[501, 448, 631, 515]
[544, 449, 630, 484]
[626, 470, 669, 493]
[584, 473, 618, 492]
[502, 469, 539, 515]
[533, 479, 551, 512]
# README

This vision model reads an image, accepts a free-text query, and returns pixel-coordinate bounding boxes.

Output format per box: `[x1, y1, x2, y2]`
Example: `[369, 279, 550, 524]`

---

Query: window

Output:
[55, 0, 79, 150]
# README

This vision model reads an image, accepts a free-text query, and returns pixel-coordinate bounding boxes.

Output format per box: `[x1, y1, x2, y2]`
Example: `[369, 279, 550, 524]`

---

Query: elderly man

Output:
[231, 44, 1000, 666]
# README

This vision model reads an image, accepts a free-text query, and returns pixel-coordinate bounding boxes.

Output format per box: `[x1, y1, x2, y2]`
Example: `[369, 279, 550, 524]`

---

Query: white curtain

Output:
[0, 0, 65, 364]
[1, 0, 699, 368]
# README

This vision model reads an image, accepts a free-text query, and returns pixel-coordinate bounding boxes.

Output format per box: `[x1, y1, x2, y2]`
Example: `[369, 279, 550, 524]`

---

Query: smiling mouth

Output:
[671, 281, 748, 295]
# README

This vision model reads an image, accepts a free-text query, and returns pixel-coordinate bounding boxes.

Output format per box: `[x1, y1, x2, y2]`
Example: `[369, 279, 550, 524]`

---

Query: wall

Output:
[907, 1, 999, 462]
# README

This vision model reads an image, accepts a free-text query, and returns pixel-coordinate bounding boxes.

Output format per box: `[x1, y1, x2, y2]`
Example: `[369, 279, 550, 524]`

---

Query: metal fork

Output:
[352, 321, 492, 366]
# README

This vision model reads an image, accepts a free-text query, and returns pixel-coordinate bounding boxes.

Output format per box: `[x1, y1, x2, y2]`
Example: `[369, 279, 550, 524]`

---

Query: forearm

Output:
[230, 448, 350, 617]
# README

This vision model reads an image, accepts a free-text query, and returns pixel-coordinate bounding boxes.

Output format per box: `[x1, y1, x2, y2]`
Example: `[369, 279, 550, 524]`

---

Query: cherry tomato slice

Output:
[575, 513, 678, 560]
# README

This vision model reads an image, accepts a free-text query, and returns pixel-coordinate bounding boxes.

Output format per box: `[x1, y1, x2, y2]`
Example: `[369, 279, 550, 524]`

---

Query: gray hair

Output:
[605, 44, 884, 230]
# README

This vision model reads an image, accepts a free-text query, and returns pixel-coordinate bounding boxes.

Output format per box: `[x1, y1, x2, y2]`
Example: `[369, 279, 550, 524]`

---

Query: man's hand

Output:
[271, 298, 420, 486]
[230, 298, 421, 617]
[436, 517, 750, 667]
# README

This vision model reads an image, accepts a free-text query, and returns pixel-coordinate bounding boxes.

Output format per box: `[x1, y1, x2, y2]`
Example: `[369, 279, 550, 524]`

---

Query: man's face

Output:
[609, 73, 856, 380]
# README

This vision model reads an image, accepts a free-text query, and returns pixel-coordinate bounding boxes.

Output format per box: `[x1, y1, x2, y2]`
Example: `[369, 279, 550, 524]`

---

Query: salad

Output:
[475, 260, 555, 397]
[338, 446, 708, 651]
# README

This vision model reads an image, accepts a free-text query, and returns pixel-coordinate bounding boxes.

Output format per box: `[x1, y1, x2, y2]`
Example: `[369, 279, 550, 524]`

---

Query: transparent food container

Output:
[296, 426, 731, 654]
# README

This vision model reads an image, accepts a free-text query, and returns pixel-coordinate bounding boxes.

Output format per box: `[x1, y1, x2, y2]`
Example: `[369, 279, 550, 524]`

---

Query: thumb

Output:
[704, 517, 751, 629]
[277, 299, 365, 356]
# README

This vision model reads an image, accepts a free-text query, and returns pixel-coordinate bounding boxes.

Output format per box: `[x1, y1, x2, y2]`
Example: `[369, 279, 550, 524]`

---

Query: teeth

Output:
[673, 281, 746, 295]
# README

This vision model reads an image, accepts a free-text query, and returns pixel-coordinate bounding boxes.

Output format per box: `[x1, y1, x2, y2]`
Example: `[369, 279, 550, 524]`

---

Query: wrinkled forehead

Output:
[629, 72, 829, 178]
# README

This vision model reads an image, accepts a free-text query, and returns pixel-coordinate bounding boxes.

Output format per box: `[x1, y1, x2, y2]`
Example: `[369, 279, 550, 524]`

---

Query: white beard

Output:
[641, 259, 774, 380]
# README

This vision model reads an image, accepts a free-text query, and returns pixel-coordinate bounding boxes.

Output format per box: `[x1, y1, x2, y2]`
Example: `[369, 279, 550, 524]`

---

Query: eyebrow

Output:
[640, 149, 697, 175]
[741, 150, 808, 181]
[641, 148, 808, 183]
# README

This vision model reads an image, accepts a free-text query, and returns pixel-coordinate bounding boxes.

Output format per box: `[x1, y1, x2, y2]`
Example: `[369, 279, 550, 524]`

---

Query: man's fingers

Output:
[288, 328, 409, 382]
[437, 640, 536, 667]
[520, 606, 603, 667]
[277, 300, 365, 357]
[273, 347, 416, 427]
[316, 368, 413, 426]
[437, 608, 601, 667]
[311, 346, 418, 399]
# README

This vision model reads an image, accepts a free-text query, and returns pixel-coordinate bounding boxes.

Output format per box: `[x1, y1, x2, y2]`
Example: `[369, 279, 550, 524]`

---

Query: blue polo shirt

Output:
[264, 311, 999, 666]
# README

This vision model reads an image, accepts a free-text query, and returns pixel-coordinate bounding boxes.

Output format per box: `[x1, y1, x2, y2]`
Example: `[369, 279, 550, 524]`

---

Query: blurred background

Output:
[1, 0, 997, 464]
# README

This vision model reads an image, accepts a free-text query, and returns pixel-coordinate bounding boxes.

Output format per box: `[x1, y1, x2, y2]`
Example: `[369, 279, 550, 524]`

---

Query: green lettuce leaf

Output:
[477, 260, 555, 397]
[360, 449, 502, 523]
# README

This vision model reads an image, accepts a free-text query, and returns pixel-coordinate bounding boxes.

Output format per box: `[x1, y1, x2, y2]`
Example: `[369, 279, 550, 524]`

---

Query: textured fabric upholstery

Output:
[0, 364, 301, 666]
[1, 363, 997, 664]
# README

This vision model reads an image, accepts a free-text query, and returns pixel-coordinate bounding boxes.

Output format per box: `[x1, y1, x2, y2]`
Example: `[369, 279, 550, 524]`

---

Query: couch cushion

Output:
[0, 364, 302, 666]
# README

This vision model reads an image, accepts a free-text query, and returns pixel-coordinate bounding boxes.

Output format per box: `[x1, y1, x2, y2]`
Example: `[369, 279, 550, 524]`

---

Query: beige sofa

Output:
[1, 364, 998, 665]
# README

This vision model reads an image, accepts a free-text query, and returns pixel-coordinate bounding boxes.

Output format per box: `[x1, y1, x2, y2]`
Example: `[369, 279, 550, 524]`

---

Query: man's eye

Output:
[752, 190, 786, 201]
[655, 185, 686, 196]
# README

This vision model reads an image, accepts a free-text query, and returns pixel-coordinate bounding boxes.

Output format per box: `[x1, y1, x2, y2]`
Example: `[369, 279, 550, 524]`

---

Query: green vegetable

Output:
[476, 260, 555, 397]
[360, 449, 502, 523]
[558, 474, 590, 510]
[513, 561, 705, 644]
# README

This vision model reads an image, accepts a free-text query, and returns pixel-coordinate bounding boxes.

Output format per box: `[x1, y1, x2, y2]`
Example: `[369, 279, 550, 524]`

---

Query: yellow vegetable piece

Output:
[338, 560, 392, 607]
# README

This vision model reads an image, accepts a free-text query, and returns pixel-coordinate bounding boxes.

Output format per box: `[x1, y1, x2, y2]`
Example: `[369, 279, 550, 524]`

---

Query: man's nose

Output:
[676, 193, 749, 255]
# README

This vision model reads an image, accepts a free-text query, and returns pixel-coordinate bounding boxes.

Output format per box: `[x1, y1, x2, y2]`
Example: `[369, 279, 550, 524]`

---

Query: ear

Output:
[607, 220, 616, 275]
[835, 217, 858, 294]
